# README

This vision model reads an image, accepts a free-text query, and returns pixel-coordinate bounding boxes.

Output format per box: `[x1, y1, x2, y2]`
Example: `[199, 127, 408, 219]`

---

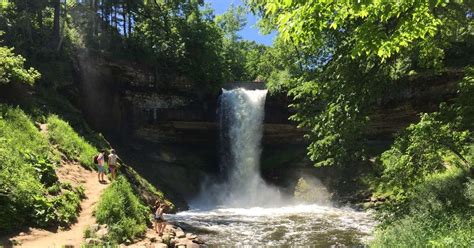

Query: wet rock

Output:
[193, 238, 205, 244]
[186, 243, 200, 248]
[186, 233, 197, 240]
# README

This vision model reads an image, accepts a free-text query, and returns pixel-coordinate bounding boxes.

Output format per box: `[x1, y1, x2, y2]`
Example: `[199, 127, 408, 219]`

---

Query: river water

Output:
[166, 88, 376, 246]
[167, 204, 375, 247]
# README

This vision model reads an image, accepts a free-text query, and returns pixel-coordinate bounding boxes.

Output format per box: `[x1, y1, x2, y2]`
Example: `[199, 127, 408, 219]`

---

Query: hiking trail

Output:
[8, 161, 109, 247]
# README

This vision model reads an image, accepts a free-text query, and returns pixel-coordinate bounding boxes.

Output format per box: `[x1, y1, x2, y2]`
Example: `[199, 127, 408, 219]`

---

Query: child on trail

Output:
[108, 149, 119, 180]
[153, 201, 167, 236]
[95, 150, 106, 183]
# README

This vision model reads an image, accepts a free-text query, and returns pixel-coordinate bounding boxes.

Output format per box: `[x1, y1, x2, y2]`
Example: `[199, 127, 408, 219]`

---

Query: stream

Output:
[167, 204, 376, 247]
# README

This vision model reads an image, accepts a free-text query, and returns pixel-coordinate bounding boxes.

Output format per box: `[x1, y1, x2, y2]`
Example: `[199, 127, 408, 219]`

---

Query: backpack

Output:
[93, 155, 99, 164]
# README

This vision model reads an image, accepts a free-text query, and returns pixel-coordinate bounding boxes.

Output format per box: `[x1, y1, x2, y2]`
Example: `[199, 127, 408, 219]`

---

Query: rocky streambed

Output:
[85, 223, 205, 248]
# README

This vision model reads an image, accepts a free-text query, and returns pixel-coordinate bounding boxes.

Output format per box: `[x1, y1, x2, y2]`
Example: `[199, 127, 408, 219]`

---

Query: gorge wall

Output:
[73, 53, 463, 207]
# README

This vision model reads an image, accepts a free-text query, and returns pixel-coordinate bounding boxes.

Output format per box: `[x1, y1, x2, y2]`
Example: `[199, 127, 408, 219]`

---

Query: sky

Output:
[206, 0, 276, 46]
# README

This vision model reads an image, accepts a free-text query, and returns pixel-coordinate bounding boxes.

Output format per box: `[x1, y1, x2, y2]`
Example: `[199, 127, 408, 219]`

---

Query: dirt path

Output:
[8, 162, 109, 248]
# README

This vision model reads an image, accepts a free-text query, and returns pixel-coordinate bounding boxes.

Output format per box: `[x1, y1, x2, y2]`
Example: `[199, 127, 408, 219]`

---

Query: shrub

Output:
[46, 115, 98, 169]
[0, 45, 40, 85]
[371, 169, 473, 247]
[95, 176, 148, 243]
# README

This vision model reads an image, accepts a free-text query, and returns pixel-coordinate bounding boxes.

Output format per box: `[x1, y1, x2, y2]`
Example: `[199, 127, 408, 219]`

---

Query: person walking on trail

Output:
[95, 150, 106, 183]
[108, 149, 119, 180]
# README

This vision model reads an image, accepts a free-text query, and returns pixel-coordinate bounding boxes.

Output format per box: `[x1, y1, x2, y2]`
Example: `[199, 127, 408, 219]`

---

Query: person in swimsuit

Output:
[154, 201, 167, 235]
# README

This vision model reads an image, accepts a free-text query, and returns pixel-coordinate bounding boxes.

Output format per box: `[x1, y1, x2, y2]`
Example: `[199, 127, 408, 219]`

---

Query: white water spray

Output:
[218, 88, 283, 207]
[178, 88, 376, 246]
[194, 88, 284, 208]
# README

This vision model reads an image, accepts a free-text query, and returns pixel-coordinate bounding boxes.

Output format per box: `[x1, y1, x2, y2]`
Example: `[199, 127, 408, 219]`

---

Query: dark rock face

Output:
[74, 55, 463, 206]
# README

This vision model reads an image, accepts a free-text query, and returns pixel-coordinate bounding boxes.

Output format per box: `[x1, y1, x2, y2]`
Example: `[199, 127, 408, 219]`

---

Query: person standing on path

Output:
[154, 201, 167, 236]
[108, 149, 119, 180]
[96, 150, 106, 183]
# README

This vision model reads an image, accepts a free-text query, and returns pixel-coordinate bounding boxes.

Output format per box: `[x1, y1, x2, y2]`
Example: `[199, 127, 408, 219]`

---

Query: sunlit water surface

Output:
[166, 204, 376, 247]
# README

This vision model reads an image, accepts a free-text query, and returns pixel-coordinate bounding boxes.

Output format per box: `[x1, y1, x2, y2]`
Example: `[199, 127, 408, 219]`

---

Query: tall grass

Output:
[46, 115, 98, 169]
[0, 105, 83, 232]
[95, 176, 148, 243]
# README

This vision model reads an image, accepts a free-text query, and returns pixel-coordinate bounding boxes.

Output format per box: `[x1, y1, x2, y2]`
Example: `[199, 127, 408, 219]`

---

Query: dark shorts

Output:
[155, 216, 165, 223]
[97, 165, 105, 173]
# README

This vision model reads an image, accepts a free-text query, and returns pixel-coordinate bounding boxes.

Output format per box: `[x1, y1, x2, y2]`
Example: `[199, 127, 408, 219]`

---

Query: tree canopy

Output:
[248, 0, 474, 166]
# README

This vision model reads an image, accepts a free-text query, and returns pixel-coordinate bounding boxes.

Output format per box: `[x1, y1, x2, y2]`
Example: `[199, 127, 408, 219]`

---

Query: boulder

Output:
[175, 230, 185, 238]
[162, 234, 171, 245]
[193, 238, 205, 244]
[96, 227, 109, 238]
[90, 224, 100, 232]
[186, 233, 197, 240]
[155, 244, 168, 248]
[85, 238, 102, 245]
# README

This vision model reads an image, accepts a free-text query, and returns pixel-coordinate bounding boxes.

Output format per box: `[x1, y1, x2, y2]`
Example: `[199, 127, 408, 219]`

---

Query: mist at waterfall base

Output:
[194, 88, 287, 208]
[166, 89, 375, 246]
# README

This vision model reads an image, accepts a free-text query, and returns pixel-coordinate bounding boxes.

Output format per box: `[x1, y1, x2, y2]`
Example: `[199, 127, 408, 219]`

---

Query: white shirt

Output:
[108, 154, 118, 165]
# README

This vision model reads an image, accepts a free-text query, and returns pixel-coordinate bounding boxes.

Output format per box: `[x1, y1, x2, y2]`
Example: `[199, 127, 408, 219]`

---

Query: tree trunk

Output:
[37, 9, 43, 31]
[122, 4, 127, 37]
[52, 0, 61, 47]
[128, 6, 132, 35]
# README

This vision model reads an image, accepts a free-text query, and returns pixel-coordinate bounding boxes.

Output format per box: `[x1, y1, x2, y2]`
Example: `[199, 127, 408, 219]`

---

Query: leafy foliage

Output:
[0, 45, 40, 85]
[381, 113, 470, 193]
[249, 0, 473, 167]
[371, 169, 473, 247]
[46, 115, 98, 169]
[95, 176, 149, 243]
[0, 104, 83, 233]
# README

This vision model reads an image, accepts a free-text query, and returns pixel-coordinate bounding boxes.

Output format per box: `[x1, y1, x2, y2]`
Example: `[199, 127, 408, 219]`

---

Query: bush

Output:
[371, 169, 473, 247]
[46, 115, 98, 169]
[95, 176, 148, 243]
[0, 45, 40, 85]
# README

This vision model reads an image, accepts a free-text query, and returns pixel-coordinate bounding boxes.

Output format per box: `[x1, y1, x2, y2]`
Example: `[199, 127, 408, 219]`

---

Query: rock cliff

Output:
[73, 53, 463, 206]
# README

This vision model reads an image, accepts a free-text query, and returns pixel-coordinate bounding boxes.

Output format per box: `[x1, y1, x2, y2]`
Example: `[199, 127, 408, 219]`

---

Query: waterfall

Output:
[215, 88, 283, 207]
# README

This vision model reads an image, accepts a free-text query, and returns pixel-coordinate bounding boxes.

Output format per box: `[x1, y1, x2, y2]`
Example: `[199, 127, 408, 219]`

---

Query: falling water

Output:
[216, 88, 283, 207]
[172, 88, 376, 246]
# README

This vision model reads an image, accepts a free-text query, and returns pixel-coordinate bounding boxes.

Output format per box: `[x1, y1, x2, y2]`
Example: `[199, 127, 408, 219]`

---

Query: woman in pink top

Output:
[95, 150, 106, 182]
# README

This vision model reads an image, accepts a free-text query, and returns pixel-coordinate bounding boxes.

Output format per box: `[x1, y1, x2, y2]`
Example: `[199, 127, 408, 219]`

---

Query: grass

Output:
[1, 89, 175, 238]
[0, 104, 84, 232]
[46, 115, 98, 169]
[95, 176, 149, 243]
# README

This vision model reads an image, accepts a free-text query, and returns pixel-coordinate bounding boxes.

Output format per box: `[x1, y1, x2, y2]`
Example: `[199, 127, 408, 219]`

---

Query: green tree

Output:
[248, 0, 473, 167]
[0, 45, 40, 85]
